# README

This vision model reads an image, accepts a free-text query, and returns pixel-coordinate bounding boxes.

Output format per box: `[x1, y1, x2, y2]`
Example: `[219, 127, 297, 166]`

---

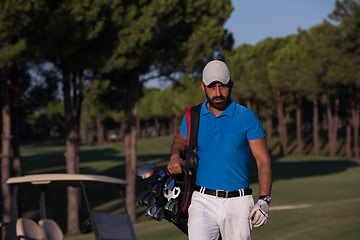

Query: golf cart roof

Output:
[6, 173, 128, 187]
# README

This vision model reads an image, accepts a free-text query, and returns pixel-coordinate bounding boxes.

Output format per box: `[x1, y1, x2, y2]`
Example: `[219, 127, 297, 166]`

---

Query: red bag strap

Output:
[185, 106, 192, 147]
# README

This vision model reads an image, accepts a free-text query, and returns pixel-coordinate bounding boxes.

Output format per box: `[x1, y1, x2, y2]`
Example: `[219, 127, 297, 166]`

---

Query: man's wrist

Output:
[259, 195, 271, 204]
[170, 153, 181, 159]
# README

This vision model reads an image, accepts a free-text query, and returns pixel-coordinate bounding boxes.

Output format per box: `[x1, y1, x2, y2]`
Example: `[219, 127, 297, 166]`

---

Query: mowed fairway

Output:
[9, 136, 360, 240]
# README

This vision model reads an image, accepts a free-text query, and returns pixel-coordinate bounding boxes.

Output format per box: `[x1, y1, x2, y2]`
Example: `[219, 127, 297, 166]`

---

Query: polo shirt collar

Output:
[201, 99, 235, 118]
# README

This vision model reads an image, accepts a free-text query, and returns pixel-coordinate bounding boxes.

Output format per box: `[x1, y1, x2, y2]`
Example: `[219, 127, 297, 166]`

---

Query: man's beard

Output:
[206, 93, 230, 111]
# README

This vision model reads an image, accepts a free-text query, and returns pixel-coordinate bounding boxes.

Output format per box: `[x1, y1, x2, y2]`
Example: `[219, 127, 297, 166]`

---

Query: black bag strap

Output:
[184, 103, 201, 173]
[189, 104, 202, 149]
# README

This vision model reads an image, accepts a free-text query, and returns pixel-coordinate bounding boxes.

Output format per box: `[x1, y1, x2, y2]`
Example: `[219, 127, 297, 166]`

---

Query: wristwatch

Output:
[259, 195, 271, 204]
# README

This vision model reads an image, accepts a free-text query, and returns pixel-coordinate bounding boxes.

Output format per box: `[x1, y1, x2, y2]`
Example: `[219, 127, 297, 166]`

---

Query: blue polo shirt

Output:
[180, 99, 265, 191]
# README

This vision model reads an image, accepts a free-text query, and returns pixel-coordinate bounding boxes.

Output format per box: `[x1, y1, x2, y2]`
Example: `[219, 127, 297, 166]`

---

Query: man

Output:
[167, 60, 272, 240]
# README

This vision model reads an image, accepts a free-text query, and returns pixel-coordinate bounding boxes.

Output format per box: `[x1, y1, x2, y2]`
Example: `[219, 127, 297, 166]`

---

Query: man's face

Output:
[202, 81, 232, 111]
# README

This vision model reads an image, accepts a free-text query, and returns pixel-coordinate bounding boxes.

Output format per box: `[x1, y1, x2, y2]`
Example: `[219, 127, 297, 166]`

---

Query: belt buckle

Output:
[215, 190, 228, 198]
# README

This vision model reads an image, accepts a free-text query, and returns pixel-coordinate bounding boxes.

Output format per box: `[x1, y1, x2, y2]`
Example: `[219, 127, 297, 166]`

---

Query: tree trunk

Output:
[160, 118, 167, 136]
[154, 116, 159, 137]
[329, 97, 338, 157]
[312, 95, 320, 156]
[332, 97, 339, 156]
[1, 69, 12, 223]
[327, 95, 339, 157]
[170, 115, 178, 136]
[296, 93, 303, 155]
[81, 124, 87, 145]
[344, 97, 353, 159]
[62, 69, 80, 234]
[352, 90, 359, 159]
[10, 66, 21, 176]
[48, 114, 56, 139]
[97, 119, 104, 145]
[124, 72, 139, 223]
[346, 123, 352, 159]
[119, 119, 126, 141]
[265, 108, 272, 149]
[245, 99, 252, 109]
[88, 128, 95, 145]
[275, 91, 287, 155]
[72, 71, 82, 174]
[326, 96, 334, 157]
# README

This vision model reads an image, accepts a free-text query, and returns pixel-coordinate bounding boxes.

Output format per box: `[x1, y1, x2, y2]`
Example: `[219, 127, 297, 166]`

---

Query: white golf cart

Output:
[3, 173, 137, 240]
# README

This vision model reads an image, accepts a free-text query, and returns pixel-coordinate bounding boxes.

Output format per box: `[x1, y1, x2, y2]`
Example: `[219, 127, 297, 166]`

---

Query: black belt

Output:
[194, 185, 252, 198]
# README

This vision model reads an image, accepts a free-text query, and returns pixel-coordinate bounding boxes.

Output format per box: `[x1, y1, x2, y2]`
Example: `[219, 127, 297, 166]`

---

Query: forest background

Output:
[1, 0, 359, 236]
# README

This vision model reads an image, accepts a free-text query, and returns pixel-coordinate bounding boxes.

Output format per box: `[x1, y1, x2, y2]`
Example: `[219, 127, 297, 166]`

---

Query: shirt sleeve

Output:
[245, 110, 266, 140]
[180, 115, 187, 139]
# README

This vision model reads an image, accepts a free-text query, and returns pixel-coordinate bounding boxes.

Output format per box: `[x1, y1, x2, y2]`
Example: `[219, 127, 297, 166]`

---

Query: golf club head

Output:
[143, 192, 155, 207]
[145, 203, 158, 219]
[164, 176, 175, 190]
[153, 206, 164, 221]
[154, 169, 168, 182]
[152, 183, 163, 198]
[137, 163, 155, 180]
[165, 199, 178, 216]
[137, 192, 149, 207]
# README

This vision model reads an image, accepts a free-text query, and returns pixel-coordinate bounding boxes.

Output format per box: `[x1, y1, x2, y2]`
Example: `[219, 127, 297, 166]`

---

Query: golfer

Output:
[167, 60, 272, 240]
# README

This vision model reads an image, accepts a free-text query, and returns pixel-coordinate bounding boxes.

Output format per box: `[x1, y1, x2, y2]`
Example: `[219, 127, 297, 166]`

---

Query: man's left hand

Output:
[248, 200, 269, 227]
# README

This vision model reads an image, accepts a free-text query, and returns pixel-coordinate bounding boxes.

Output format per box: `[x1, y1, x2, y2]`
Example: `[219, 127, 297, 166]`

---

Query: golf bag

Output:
[179, 104, 201, 214]
[171, 103, 201, 234]
[136, 104, 201, 236]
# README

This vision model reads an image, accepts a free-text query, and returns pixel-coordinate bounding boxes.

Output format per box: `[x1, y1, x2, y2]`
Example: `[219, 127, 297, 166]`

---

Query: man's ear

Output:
[201, 83, 206, 94]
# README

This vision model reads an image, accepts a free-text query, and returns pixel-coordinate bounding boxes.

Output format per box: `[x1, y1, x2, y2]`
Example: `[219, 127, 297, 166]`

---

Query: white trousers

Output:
[188, 191, 254, 240]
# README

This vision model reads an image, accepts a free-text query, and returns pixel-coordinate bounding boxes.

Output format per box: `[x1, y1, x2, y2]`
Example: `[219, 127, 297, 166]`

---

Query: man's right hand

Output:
[248, 200, 269, 227]
[167, 155, 185, 174]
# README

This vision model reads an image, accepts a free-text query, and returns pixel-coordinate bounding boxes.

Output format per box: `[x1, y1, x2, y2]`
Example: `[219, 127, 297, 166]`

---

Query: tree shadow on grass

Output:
[20, 150, 67, 173]
[249, 155, 359, 183]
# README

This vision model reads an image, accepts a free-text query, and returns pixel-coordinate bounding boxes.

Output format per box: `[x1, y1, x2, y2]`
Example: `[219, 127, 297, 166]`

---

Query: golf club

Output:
[143, 192, 155, 207]
[153, 206, 164, 221]
[165, 199, 179, 216]
[164, 176, 175, 190]
[154, 169, 168, 182]
[136, 162, 155, 180]
[137, 192, 149, 207]
[152, 182, 163, 198]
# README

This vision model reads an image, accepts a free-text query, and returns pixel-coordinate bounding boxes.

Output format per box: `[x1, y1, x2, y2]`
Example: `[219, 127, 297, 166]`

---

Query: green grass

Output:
[3, 136, 360, 240]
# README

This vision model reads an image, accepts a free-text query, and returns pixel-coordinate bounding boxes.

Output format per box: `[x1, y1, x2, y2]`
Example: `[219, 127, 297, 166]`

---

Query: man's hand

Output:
[248, 200, 269, 227]
[168, 132, 187, 174]
[167, 155, 185, 174]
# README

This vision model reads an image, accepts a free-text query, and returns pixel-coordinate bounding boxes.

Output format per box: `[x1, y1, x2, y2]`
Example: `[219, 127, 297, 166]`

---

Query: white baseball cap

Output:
[202, 60, 231, 86]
